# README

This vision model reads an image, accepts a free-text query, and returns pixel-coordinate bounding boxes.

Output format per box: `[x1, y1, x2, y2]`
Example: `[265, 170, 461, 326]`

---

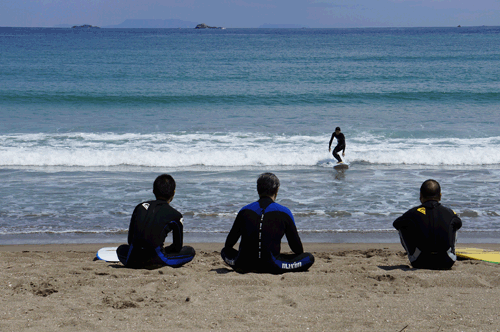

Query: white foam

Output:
[0, 132, 499, 167]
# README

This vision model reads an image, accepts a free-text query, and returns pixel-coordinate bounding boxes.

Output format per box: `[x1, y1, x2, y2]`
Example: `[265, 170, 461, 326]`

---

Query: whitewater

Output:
[1, 132, 499, 167]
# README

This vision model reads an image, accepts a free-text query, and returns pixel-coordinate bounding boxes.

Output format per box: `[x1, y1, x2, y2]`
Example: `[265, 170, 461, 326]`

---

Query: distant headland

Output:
[195, 23, 225, 29]
[72, 24, 100, 29]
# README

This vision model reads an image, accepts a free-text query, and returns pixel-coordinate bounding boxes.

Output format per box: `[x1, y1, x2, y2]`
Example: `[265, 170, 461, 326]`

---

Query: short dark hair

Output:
[335, 127, 341, 131]
[420, 179, 441, 200]
[257, 173, 280, 198]
[153, 174, 176, 200]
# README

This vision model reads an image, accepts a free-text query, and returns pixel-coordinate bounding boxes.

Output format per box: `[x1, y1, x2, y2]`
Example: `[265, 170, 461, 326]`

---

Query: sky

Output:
[1, 0, 499, 28]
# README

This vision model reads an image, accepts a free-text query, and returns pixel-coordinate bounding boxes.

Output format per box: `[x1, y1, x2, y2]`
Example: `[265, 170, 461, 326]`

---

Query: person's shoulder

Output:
[393, 205, 420, 228]
[239, 201, 260, 213]
[401, 205, 422, 217]
[169, 204, 182, 216]
[438, 203, 459, 216]
[159, 201, 182, 217]
[267, 202, 294, 218]
[135, 200, 154, 211]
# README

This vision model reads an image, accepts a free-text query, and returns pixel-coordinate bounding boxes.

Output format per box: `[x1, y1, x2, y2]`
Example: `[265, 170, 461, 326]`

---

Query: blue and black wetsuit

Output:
[221, 197, 314, 273]
[117, 200, 195, 269]
[329, 132, 346, 163]
[393, 200, 462, 270]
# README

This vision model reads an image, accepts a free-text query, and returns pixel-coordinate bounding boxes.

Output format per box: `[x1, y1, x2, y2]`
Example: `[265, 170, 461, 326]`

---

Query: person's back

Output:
[228, 197, 304, 271]
[117, 174, 196, 269]
[124, 199, 185, 267]
[222, 173, 314, 273]
[393, 179, 462, 269]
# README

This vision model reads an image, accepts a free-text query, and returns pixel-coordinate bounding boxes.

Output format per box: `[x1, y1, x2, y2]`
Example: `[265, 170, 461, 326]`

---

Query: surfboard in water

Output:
[333, 162, 349, 170]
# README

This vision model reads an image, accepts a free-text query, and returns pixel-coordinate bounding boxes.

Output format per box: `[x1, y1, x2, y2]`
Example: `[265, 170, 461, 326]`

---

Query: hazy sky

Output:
[1, 0, 499, 28]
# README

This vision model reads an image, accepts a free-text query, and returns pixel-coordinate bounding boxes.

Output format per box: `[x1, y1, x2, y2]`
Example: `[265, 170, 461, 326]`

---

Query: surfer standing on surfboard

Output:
[328, 126, 346, 163]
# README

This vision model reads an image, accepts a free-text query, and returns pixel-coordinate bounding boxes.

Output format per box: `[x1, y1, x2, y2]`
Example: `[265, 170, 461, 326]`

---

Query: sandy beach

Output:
[1, 243, 499, 331]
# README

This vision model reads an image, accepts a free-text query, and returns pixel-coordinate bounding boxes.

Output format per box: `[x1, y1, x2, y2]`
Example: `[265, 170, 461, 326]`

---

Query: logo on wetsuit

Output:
[224, 257, 236, 265]
[281, 262, 302, 269]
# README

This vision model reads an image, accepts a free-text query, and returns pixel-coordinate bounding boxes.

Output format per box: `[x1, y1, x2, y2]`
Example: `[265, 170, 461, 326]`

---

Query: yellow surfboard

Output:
[456, 247, 500, 264]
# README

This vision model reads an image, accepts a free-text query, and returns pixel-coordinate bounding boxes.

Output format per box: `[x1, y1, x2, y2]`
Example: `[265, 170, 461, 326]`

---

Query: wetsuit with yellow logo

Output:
[393, 200, 462, 269]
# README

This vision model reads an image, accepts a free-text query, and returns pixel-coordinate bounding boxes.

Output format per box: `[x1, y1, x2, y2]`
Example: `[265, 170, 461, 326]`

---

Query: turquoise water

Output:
[1, 27, 499, 244]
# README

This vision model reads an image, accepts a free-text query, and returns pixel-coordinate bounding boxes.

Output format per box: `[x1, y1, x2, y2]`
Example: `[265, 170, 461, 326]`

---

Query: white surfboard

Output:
[96, 247, 120, 262]
[333, 162, 349, 170]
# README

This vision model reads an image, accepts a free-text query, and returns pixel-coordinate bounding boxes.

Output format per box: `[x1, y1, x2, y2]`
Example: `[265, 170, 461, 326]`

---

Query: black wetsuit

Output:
[117, 200, 195, 268]
[329, 132, 346, 163]
[393, 200, 462, 269]
[221, 197, 314, 273]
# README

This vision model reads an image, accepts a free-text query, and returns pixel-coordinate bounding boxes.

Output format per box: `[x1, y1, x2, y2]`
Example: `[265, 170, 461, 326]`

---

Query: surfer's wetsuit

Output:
[221, 197, 314, 273]
[329, 132, 346, 163]
[117, 200, 195, 269]
[393, 200, 462, 270]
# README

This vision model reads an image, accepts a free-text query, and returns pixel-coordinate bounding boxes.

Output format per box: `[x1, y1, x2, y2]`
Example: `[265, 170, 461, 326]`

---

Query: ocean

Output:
[1, 26, 499, 245]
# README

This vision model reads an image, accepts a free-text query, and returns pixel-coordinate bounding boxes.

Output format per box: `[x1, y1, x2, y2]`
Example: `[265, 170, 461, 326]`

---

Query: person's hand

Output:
[342, 152, 345, 157]
[329, 148, 331, 152]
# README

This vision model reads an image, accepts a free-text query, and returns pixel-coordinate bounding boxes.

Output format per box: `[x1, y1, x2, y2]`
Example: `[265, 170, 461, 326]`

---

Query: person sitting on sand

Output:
[328, 126, 346, 164]
[117, 174, 195, 269]
[221, 173, 314, 273]
[393, 179, 462, 270]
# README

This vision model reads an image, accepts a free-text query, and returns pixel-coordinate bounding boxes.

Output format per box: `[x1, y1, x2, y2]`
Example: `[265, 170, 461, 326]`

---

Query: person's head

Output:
[335, 127, 341, 134]
[420, 179, 441, 203]
[257, 172, 280, 200]
[153, 174, 176, 202]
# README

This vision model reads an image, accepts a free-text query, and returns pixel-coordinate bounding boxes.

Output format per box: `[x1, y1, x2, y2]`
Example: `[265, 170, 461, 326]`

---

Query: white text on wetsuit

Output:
[281, 262, 302, 269]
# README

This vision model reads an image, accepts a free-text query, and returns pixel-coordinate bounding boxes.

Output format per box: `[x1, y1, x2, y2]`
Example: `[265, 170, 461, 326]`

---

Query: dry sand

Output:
[1, 243, 499, 331]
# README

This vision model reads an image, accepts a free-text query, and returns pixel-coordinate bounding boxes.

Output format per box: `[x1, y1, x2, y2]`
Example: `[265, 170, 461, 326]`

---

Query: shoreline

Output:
[1, 242, 499, 331]
[1, 242, 500, 252]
